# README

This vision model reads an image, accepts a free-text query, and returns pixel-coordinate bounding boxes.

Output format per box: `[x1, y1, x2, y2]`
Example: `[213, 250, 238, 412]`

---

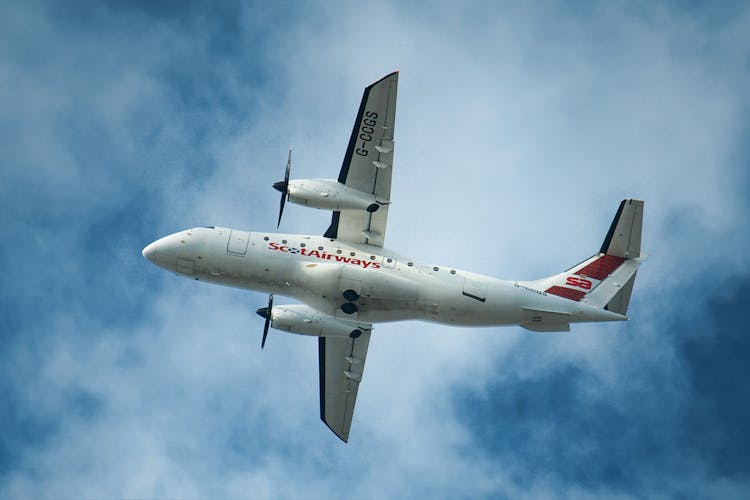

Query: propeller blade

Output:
[261, 320, 269, 349]
[277, 190, 286, 228]
[284, 147, 291, 184]
[274, 148, 292, 228]
[255, 295, 274, 349]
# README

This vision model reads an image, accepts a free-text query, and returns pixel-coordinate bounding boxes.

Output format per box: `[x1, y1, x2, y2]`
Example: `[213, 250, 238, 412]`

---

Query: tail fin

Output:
[523, 199, 645, 316]
[600, 199, 644, 259]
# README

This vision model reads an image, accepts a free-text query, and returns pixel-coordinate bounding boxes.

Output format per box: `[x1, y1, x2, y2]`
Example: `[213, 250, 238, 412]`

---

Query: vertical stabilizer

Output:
[600, 199, 643, 259]
[521, 199, 645, 317]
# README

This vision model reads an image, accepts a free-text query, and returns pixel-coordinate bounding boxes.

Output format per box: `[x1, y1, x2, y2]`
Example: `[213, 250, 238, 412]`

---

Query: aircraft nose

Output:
[142, 241, 160, 263]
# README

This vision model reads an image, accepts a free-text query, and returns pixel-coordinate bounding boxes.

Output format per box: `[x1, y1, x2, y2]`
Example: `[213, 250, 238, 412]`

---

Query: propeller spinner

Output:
[273, 148, 292, 228]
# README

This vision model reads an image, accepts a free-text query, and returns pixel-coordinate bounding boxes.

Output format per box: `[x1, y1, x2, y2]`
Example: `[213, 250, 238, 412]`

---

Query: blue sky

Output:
[2, 1, 749, 497]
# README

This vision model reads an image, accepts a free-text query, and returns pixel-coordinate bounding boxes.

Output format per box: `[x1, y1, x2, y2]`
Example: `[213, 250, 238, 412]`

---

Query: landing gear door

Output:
[227, 230, 250, 255]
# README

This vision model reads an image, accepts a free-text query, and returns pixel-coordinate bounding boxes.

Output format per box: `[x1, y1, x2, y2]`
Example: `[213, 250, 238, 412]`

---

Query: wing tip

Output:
[320, 416, 349, 443]
[368, 71, 399, 88]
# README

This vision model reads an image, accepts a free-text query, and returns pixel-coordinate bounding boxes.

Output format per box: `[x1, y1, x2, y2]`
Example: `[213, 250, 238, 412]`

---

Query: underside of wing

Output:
[325, 71, 398, 247]
[318, 331, 372, 442]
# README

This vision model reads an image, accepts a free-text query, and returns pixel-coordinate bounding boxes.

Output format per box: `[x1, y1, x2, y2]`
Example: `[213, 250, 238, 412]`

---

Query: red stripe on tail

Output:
[576, 254, 625, 280]
[546, 286, 586, 301]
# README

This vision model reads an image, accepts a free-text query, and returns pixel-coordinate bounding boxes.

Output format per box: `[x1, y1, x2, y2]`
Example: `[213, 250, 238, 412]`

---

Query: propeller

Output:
[272, 148, 292, 228]
[255, 294, 274, 349]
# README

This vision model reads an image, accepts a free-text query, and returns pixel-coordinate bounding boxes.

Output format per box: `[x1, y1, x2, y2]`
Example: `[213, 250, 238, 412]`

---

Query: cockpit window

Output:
[203, 226, 215, 229]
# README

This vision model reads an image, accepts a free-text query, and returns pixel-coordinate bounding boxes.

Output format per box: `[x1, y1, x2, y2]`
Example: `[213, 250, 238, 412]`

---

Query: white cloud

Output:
[3, 1, 750, 498]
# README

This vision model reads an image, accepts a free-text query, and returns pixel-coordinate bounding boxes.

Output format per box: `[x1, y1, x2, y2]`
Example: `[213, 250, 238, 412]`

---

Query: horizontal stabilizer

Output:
[522, 306, 572, 316]
[603, 271, 637, 315]
[521, 322, 571, 332]
[520, 307, 571, 332]
[581, 256, 643, 312]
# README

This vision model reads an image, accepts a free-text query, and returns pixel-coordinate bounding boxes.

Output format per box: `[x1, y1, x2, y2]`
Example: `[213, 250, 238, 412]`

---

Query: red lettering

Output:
[266, 241, 383, 270]
[566, 276, 592, 290]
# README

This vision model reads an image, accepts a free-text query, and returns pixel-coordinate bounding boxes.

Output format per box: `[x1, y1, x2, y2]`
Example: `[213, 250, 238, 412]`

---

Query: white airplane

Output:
[142, 71, 645, 442]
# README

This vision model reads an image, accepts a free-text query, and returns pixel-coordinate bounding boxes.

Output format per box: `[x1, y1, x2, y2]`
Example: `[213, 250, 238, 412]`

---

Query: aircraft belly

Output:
[415, 277, 528, 326]
[353, 299, 423, 323]
[354, 269, 421, 321]
[291, 264, 424, 322]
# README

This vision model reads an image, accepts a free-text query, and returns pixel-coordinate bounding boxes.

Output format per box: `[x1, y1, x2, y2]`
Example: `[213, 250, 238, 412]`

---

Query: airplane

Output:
[142, 71, 645, 442]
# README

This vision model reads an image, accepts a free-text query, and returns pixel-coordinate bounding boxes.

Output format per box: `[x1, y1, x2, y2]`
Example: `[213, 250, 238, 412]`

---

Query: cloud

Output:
[1, 1, 749, 498]
[454, 272, 750, 498]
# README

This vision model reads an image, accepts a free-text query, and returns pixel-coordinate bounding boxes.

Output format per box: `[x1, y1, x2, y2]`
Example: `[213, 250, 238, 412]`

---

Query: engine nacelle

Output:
[287, 179, 386, 213]
[269, 304, 369, 338]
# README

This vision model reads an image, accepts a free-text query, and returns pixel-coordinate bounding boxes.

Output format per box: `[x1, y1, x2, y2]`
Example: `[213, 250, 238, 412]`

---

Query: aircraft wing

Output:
[318, 331, 372, 442]
[324, 71, 398, 247]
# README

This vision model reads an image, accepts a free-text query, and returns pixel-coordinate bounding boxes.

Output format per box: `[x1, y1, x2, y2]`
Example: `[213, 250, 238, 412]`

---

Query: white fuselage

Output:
[143, 227, 623, 328]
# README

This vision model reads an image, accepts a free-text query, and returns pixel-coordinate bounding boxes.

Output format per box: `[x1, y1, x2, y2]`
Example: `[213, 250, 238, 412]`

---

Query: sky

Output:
[1, 0, 750, 498]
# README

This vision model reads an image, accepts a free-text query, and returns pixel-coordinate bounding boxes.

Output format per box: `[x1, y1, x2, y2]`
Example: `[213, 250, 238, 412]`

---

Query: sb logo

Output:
[565, 276, 593, 290]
